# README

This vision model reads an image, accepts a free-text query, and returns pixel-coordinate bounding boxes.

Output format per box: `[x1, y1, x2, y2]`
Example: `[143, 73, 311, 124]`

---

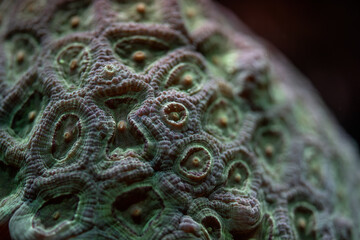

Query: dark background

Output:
[216, 0, 360, 146]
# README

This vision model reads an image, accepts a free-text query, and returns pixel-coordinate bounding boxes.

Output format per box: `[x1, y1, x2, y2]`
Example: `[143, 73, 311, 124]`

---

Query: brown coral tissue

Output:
[0, 0, 359, 240]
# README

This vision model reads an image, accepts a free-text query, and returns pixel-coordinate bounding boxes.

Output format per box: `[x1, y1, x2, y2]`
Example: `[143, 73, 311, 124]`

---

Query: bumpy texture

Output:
[0, 0, 359, 239]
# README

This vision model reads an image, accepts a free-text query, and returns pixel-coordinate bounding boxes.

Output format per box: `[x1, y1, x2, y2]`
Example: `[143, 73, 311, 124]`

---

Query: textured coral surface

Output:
[0, 0, 359, 239]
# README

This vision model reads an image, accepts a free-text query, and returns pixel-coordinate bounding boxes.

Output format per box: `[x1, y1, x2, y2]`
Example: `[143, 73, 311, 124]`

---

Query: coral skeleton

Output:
[0, 0, 359, 239]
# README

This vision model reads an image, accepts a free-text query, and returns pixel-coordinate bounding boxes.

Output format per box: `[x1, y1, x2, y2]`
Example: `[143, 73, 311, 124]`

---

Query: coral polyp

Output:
[0, 0, 359, 239]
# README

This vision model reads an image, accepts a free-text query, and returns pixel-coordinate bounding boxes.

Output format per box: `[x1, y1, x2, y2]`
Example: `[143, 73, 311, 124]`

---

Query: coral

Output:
[0, 0, 359, 239]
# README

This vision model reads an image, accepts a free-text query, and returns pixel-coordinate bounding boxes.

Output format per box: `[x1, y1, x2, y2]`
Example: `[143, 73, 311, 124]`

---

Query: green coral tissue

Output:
[0, 0, 359, 239]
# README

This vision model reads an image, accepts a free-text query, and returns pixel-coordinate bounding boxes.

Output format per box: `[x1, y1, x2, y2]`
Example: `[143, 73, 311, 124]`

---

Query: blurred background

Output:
[215, 0, 360, 146]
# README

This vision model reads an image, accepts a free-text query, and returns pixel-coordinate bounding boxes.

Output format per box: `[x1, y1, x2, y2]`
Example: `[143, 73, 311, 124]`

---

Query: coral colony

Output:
[0, 0, 359, 239]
